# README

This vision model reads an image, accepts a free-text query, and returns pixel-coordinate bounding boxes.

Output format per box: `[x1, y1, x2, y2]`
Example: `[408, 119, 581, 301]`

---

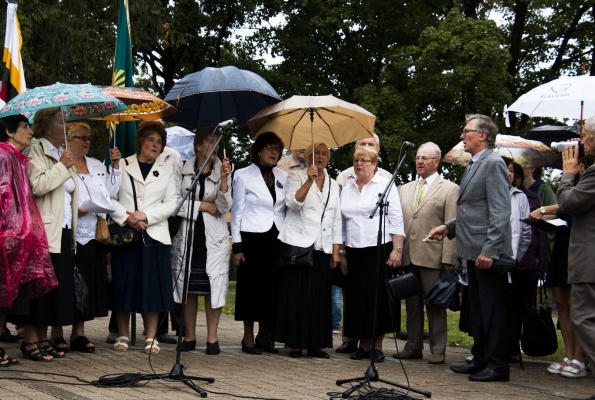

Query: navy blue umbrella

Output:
[163, 66, 282, 129]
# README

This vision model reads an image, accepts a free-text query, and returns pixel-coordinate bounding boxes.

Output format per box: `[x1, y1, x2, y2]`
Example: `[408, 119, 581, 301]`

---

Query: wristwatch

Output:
[540, 206, 546, 214]
[339, 250, 345, 255]
[394, 247, 403, 253]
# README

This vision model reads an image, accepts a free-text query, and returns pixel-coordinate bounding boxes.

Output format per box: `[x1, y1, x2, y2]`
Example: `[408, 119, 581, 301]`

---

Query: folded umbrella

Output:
[425, 270, 459, 309]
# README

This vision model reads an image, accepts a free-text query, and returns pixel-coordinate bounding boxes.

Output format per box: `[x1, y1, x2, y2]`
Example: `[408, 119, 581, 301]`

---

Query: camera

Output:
[551, 141, 579, 152]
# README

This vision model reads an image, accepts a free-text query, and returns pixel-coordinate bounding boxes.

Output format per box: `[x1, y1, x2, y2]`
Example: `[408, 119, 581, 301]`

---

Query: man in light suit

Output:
[276, 149, 307, 173]
[557, 118, 595, 396]
[429, 114, 512, 382]
[393, 142, 458, 365]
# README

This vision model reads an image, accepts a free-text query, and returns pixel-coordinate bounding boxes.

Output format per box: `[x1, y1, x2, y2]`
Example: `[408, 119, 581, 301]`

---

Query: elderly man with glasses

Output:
[393, 142, 459, 365]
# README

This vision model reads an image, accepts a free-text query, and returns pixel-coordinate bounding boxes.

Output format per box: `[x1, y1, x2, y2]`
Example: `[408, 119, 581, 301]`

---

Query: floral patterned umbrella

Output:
[93, 86, 178, 122]
[0, 82, 128, 122]
[442, 134, 559, 168]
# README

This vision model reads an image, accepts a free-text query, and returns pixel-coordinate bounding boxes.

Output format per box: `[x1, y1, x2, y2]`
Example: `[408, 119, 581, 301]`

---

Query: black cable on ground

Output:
[328, 377, 421, 400]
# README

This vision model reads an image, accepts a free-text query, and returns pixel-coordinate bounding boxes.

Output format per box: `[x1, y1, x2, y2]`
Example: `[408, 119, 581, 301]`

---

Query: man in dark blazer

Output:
[394, 142, 459, 365]
[556, 118, 595, 397]
[429, 114, 512, 382]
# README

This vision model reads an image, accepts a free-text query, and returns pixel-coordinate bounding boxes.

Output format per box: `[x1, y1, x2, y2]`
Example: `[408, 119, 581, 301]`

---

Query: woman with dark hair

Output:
[0, 114, 58, 364]
[109, 121, 177, 354]
[231, 132, 287, 355]
[23, 106, 78, 359]
[171, 128, 233, 355]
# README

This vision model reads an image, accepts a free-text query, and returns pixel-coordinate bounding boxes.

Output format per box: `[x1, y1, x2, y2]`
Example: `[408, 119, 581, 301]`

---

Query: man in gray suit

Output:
[557, 117, 595, 398]
[429, 114, 512, 382]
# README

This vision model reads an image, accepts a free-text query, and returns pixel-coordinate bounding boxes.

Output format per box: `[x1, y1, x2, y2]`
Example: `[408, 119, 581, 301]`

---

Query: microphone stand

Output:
[336, 145, 431, 399]
[164, 126, 229, 397]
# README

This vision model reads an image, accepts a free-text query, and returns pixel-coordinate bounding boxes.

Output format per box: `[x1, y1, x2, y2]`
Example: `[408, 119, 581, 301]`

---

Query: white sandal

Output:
[113, 336, 129, 352]
[144, 338, 160, 355]
[547, 357, 570, 375]
[561, 359, 586, 378]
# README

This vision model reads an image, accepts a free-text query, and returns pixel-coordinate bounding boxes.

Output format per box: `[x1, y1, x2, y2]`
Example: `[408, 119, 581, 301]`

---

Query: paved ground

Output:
[0, 313, 593, 399]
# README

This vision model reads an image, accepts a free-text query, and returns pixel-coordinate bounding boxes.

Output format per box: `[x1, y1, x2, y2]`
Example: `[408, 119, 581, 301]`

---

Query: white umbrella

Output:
[507, 75, 595, 127]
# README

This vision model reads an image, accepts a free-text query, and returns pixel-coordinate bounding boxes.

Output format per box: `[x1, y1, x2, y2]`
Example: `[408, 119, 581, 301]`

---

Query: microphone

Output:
[402, 141, 416, 150]
[216, 118, 238, 130]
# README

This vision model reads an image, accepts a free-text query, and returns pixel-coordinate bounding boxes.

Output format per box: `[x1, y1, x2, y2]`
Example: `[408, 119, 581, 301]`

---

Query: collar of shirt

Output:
[42, 137, 62, 162]
[416, 171, 439, 191]
[291, 156, 307, 168]
[471, 147, 488, 163]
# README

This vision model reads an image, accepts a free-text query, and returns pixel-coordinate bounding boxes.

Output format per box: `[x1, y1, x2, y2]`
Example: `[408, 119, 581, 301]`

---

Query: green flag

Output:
[107, 0, 136, 162]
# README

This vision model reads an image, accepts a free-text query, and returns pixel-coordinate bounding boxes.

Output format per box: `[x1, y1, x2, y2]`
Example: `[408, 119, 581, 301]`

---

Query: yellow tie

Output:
[413, 179, 426, 212]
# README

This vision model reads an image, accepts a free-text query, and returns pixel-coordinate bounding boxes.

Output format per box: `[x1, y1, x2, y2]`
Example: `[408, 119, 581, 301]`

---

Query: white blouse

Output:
[340, 173, 405, 248]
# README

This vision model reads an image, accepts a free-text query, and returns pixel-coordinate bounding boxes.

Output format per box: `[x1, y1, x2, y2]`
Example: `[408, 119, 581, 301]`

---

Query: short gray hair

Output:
[418, 142, 441, 160]
[356, 133, 380, 147]
[466, 114, 498, 148]
[584, 117, 595, 136]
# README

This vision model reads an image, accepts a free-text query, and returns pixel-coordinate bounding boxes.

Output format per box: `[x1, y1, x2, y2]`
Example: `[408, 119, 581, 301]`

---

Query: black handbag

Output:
[490, 255, 516, 274]
[521, 280, 558, 357]
[386, 268, 420, 303]
[109, 159, 140, 247]
[278, 183, 331, 269]
[168, 216, 182, 237]
[73, 261, 89, 320]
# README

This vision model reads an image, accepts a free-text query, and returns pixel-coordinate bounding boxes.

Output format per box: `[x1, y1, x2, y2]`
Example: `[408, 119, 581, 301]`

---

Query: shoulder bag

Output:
[521, 279, 558, 357]
[109, 159, 140, 247]
[279, 182, 331, 269]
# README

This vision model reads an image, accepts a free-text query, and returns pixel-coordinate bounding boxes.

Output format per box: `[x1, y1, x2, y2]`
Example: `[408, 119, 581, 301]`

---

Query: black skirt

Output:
[545, 227, 570, 288]
[273, 250, 333, 349]
[343, 243, 400, 339]
[2, 284, 30, 318]
[234, 227, 279, 323]
[73, 240, 109, 322]
[20, 228, 74, 327]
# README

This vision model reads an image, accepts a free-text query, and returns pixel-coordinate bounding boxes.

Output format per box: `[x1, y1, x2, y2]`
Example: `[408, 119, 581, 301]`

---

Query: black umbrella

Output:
[424, 270, 459, 309]
[526, 125, 581, 169]
[163, 66, 282, 129]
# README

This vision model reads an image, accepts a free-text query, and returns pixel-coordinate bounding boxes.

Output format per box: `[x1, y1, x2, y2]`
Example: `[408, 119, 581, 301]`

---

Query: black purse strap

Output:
[320, 183, 331, 223]
[124, 159, 139, 212]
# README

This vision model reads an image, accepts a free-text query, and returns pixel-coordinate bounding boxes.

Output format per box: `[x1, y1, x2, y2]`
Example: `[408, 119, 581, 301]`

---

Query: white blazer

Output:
[277, 170, 342, 253]
[85, 156, 121, 200]
[231, 163, 287, 243]
[110, 154, 177, 245]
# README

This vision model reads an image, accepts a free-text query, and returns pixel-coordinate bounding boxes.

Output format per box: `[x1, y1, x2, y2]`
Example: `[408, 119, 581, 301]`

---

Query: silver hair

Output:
[418, 142, 442, 160]
[584, 117, 595, 136]
[356, 133, 380, 147]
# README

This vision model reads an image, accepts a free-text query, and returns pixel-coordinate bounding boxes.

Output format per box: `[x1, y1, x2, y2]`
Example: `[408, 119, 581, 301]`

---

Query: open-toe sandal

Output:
[0, 347, 19, 366]
[49, 336, 69, 353]
[70, 336, 95, 353]
[548, 357, 570, 375]
[20, 342, 52, 362]
[39, 340, 65, 358]
[113, 336, 129, 352]
[144, 338, 160, 354]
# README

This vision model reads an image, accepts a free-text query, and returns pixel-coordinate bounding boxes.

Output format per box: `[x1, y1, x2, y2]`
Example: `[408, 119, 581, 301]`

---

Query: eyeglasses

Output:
[415, 156, 438, 162]
[461, 129, 482, 137]
[353, 159, 373, 164]
[72, 136, 92, 142]
[265, 144, 281, 153]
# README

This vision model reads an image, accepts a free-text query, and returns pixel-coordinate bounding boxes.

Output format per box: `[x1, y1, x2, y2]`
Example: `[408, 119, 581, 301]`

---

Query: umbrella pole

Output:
[310, 108, 314, 162]
[580, 100, 584, 138]
[61, 106, 68, 150]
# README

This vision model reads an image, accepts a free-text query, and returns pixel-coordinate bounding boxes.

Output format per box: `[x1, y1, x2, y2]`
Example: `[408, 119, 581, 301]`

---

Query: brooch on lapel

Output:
[153, 171, 159, 177]
[276, 180, 283, 189]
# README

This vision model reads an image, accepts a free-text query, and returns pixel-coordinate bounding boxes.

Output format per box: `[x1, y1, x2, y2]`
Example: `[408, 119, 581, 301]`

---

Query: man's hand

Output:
[475, 254, 493, 269]
[428, 225, 448, 242]
[562, 142, 580, 176]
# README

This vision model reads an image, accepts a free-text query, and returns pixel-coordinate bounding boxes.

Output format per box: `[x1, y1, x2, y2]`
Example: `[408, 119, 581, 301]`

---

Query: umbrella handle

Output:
[61, 106, 68, 150]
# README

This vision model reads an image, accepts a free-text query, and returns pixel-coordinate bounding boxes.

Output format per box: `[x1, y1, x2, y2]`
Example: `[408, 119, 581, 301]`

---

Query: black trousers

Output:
[467, 261, 509, 374]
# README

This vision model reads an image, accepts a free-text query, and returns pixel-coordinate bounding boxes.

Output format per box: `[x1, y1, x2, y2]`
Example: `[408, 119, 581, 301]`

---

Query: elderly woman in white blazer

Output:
[275, 142, 342, 359]
[231, 132, 287, 355]
[171, 128, 233, 355]
[110, 121, 177, 355]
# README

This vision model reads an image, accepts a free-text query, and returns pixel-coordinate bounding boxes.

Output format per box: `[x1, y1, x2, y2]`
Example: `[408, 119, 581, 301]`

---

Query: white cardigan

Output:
[110, 154, 177, 245]
[231, 163, 287, 243]
[277, 170, 342, 253]
[170, 157, 232, 308]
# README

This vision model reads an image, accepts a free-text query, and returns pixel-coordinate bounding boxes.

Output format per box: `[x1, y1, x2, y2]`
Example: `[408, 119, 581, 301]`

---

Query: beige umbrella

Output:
[247, 95, 376, 157]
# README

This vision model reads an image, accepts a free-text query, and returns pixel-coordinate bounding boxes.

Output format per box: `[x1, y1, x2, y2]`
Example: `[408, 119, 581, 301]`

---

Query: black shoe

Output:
[350, 347, 370, 360]
[571, 395, 595, 400]
[468, 368, 509, 382]
[205, 341, 220, 355]
[49, 336, 69, 353]
[0, 326, 19, 343]
[106, 332, 118, 344]
[178, 340, 196, 352]
[336, 342, 355, 354]
[241, 340, 261, 355]
[451, 363, 485, 374]
[289, 349, 302, 358]
[156, 333, 177, 344]
[307, 349, 329, 359]
[255, 338, 278, 354]
[373, 350, 385, 363]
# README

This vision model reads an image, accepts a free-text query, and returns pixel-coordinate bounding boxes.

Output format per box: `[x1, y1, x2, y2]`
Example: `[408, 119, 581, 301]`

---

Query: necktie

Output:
[413, 179, 426, 212]
[462, 160, 474, 182]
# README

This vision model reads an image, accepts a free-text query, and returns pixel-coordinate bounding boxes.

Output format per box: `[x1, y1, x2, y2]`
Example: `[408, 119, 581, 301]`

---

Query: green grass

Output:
[207, 282, 565, 362]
